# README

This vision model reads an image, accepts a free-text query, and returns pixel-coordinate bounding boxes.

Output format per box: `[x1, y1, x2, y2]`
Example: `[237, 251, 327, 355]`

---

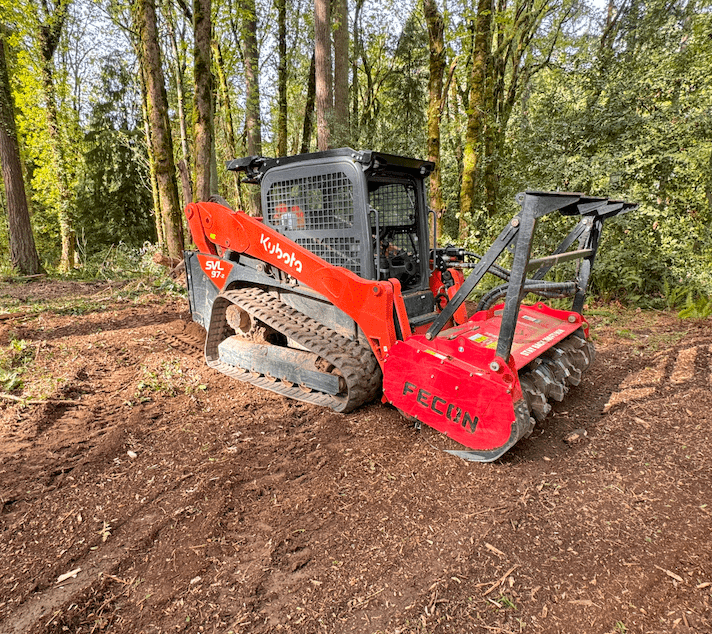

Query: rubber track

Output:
[205, 287, 382, 413]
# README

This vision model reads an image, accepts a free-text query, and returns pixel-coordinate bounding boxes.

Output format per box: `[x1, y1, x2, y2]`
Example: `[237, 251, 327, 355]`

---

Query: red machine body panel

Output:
[196, 254, 234, 291]
[457, 302, 587, 371]
[429, 269, 468, 325]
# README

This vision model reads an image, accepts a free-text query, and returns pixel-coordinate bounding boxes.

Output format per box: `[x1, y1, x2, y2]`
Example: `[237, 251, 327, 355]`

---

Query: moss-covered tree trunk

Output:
[242, 0, 262, 214]
[193, 0, 213, 202]
[213, 40, 242, 207]
[314, 0, 332, 150]
[459, 0, 492, 240]
[332, 0, 349, 147]
[165, 4, 192, 192]
[0, 35, 41, 275]
[35, 0, 74, 271]
[351, 0, 364, 145]
[423, 0, 445, 238]
[276, 0, 288, 156]
[300, 50, 316, 154]
[136, 0, 184, 258]
[138, 62, 164, 248]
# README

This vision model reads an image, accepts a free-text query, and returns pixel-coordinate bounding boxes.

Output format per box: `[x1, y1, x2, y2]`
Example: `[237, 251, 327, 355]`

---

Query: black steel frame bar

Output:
[425, 222, 520, 340]
[572, 217, 604, 313]
[530, 220, 589, 280]
[494, 202, 538, 362]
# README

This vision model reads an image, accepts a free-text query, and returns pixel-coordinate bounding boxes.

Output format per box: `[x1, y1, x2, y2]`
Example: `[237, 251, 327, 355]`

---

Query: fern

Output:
[678, 292, 712, 320]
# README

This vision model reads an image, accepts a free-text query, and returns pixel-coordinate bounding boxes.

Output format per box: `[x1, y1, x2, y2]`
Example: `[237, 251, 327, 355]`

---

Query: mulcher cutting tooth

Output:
[520, 376, 551, 422]
[549, 343, 582, 386]
[541, 351, 569, 385]
[560, 338, 588, 367]
[532, 361, 567, 402]
[571, 335, 595, 367]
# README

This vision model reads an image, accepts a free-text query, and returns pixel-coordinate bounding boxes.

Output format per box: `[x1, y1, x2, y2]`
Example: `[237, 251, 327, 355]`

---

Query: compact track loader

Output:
[184, 148, 636, 461]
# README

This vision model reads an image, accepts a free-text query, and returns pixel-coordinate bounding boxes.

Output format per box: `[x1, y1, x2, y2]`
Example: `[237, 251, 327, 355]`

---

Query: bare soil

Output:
[0, 280, 711, 634]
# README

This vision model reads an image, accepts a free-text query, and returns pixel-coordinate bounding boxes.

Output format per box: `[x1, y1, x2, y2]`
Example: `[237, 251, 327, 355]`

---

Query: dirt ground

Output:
[0, 279, 711, 634]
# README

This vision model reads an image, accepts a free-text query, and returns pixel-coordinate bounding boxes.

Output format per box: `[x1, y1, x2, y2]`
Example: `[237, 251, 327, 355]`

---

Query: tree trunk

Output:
[300, 50, 316, 154]
[351, 0, 365, 146]
[459, 0, 492, 239]
[314, 0, 332, 150]
[276, 0, 288, 156]
[423, 0, 445, 238]
[242, 0, 262, 214]
[165, 5, 191, 188]
[193, 0, 213, 201]
[213, 41, 236, 154]
[138, 61, 164, 248]
[332, 0, 349, 147]
[136, 0, 184, 258]
[0, 36, 41, 275]
[35, 0, 74, 271]
[213, 41, 243, 208]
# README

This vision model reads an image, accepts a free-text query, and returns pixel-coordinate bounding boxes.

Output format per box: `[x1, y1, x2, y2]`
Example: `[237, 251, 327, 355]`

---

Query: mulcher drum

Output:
[383, 303, 594, 461]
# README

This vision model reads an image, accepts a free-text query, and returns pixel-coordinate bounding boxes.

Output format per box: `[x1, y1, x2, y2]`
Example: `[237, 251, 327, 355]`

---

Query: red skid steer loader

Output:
[183, 148, 636, 461]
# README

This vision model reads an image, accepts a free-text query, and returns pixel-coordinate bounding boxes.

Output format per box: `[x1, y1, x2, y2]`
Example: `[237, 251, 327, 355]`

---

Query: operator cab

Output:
[228, 147, 436, 324]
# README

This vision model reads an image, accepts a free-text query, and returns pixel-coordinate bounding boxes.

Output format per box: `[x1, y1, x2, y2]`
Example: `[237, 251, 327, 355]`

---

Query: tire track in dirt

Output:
[0, 476, 195, 634]
[156, 329, 205, 358]
[603, 339, 711, 412]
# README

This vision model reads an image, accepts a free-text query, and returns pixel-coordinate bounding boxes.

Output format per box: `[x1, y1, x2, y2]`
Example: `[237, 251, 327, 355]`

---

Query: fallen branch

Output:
[654, 564, 683, 583]
[342, 587, 385, 614]
[1, 273, 46, 283]
[482, 564, 519, 596]
[0, 312, 31, 321]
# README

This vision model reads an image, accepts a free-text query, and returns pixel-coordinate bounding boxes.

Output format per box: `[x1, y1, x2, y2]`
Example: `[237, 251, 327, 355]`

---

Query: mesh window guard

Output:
[369, 182, 417, 228]
[266, 172, 355, 231]
[295, 236, 361, 275]
[265, 170, 361, 275]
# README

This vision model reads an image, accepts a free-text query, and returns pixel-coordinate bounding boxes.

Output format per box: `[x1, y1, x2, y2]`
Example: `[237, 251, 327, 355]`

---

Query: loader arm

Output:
[185, 201, 410, 362]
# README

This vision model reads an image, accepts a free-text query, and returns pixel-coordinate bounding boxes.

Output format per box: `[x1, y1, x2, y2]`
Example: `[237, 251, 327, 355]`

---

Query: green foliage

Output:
[136, 359, 207, 399]
[494, 594, 517, 610]
[372, 9, 428, 157]
[70, 241, 183, 288]
[75, 54, 156, 254]
[504, 0, 712, 303]
[0, 338, 33, 393]
[678, 292, 712, 320]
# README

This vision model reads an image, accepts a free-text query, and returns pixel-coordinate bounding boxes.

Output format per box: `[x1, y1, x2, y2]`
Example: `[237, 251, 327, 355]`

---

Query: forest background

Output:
[0, 0, 711, 312]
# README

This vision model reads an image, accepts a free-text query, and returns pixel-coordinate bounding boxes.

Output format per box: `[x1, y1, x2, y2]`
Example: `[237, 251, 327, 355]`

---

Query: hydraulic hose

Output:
[477, 281, 578, 311]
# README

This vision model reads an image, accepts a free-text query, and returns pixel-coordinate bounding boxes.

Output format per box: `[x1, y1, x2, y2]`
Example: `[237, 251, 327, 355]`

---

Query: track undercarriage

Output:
[205, 287, 381, 413]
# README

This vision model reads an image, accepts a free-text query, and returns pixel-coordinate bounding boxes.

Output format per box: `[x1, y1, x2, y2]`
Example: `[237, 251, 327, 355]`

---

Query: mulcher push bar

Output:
[425, 192, 637, 362]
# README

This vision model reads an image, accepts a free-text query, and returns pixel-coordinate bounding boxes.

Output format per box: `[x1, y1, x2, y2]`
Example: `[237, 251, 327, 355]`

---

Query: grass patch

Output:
[0, 338, 34, 393]
[135, 359, 207, 401]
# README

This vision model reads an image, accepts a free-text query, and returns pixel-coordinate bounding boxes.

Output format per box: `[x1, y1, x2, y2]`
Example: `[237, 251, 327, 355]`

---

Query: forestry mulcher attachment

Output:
[184, 148, 635, 461]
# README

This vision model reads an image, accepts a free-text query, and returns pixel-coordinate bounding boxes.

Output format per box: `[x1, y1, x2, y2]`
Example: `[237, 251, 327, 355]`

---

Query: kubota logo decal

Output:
[197, 255, 233, 290]
[402, 381, 479, 433]
[259, 233, 303, 273]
